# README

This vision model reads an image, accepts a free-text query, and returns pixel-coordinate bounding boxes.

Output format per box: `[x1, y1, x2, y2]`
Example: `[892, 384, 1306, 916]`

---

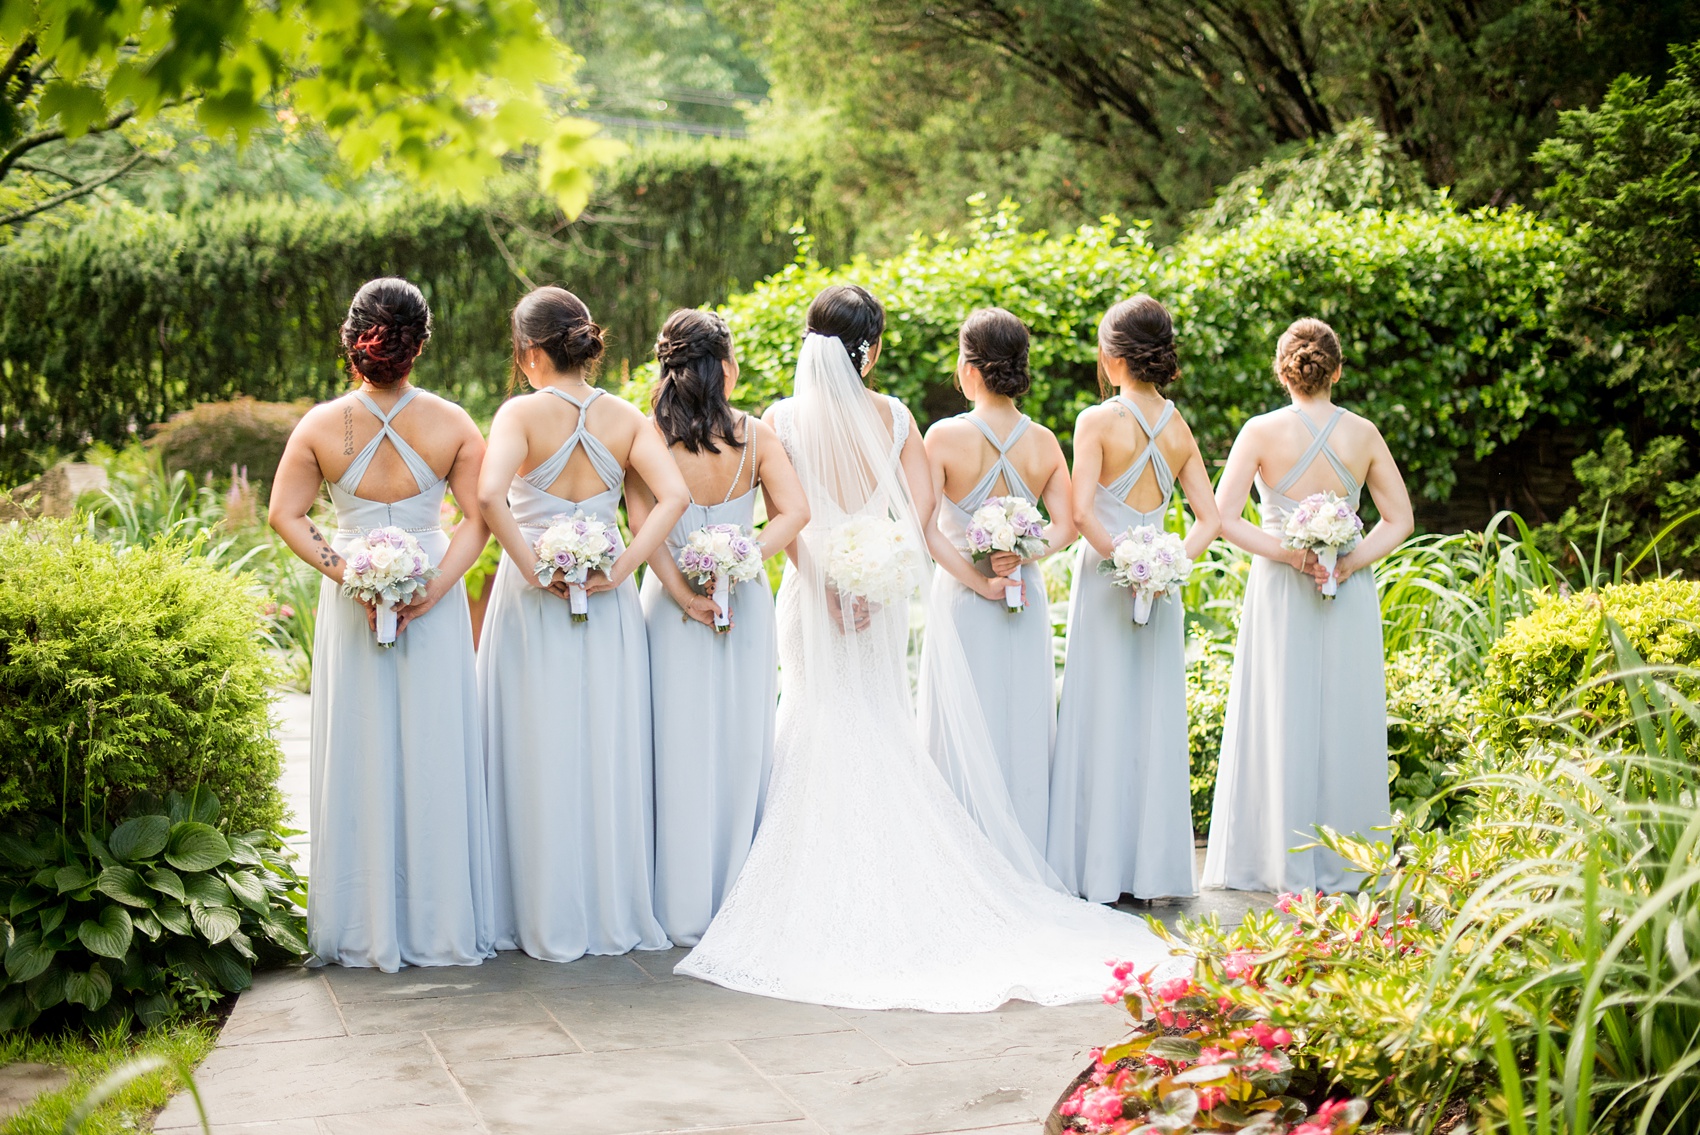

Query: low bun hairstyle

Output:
[805, 284, 885, 378]
[1098, 295, 1179, 394]
[511, 286, 606, 390]
[959, 308, 1031, 399]
[1274, 318, 1342, 396]
[341, 277, 432, 386]
[652, 308, 738, 454]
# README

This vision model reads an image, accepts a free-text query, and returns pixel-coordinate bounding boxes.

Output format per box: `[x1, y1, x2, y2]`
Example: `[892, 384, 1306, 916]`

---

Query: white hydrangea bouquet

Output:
[340, 526, 439, 646]
[534, 511, 619, 621]
[1281, 491, 1364, 598]
[824, 514, 923, 630]
[963, 495, 1048, 613]
[1098, 524, 1192, 626]
[678, 523, 766, 632]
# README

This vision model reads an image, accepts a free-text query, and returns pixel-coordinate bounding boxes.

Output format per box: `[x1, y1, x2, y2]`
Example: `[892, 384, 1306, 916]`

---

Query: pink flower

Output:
[1197, 1086, 1228, 1111]
[1250, 1022, 1293, 1049]
[1155, 977, 1194, 1003]
[1314, 1100, 1352, 1124]
[1275, 892, 1302, 913]
[280, 604, 295, 619]
[1111, 960, 1135, 980]
[1223, 949, 1257, 979]
[1059, 1085, 1086, 1117]
[1080, 1086, 1125, 1126]
[1197, 1046, 1229, 1065]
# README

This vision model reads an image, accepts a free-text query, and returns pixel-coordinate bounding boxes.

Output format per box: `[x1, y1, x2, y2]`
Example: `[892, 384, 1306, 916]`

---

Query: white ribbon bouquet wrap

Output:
[1281, 491, 1364, 598]
[962, 496, 1048, 613]
[678, 523, 766, 632]
[340, 526, 440, 646]
[1098, 524, 1192, 625]
[823, 514, 923, 632]
[533, 511, 619, 621]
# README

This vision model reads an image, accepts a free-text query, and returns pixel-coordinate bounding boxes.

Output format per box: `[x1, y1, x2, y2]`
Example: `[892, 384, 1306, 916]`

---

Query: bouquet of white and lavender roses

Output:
[679, 523, 766, 632]
[1098, 525, 1192, 626]
[824, 514, 924, 628]
[963, 495, 1048, 613]
[340, 526, 439, 646]
[534, 511, 619, 621]
[1281, 491, 1364, 598]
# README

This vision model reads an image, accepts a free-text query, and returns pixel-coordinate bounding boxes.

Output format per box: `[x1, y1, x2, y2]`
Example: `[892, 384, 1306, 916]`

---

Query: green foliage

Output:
[0, 141, 847, 478]
[0, 1018, 216, 1134]
[723, 203, 1581, 502]
[147, 398, 310, 491]
[1534, 430, 1700, 572]
[0, 522, 284, 832]
[0, 791, 306, 1034]
[1185, 644, 1231, 839]
[1481, 578, 1700, 748]
[1384, 645, 1476, 829]
[1535, 40, 1700, 426]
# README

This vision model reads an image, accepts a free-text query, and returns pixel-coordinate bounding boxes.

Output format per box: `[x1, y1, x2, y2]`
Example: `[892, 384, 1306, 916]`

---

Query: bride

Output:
[675, 285, 1182, 1011]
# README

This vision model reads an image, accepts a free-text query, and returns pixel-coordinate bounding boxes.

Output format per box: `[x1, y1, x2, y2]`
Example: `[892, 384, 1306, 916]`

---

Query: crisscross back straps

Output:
[334, 389, 441, 496]
[1105, 396, 1176, 502]
[1272, 406, 1358, 498]
[958, 414, 1036, 510]
[523, 387, 624, 492]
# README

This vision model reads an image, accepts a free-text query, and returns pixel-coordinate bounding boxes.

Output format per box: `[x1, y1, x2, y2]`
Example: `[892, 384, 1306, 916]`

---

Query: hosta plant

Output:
[0, 791, 307, 1032]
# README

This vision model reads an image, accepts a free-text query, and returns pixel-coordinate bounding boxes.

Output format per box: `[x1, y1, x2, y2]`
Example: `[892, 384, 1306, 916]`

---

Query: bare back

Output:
[508, 388, 645, 499]
[1088, 396, 1198, 512]
[668, 414, 759, 504]
[1246, 405, 1379, 500]
[298, 388, 470, 503]
[931, 412, 1059, 505]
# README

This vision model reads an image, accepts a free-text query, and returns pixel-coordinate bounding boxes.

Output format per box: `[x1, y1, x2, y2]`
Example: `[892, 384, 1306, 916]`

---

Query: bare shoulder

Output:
[923, 414, 974, 443]
[1075, 401, 1118, 437]
[1336, 407, 1386, 443]
[747, 415, 782, 447]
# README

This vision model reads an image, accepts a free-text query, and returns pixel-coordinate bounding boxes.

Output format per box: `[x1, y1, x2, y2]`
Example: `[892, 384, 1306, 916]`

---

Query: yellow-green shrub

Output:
[148, 398, 310, 490]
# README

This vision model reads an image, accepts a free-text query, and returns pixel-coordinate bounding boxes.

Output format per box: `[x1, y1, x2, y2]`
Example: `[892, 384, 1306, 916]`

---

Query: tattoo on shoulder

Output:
[342, 406, 354, 455]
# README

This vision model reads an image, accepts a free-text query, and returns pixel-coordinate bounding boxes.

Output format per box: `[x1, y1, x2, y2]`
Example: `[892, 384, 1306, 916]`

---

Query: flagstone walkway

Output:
[153, 693, 1269, 1135]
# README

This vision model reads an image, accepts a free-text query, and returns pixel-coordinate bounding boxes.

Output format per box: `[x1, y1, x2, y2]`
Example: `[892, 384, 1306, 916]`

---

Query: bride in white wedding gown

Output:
[676, 286, 1183, 1011]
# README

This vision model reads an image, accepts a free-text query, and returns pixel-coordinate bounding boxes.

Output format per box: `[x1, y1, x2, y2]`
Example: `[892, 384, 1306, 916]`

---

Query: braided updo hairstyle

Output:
[1097, 295, 1179, 395]
[652, 308, 738, 454]
[1273, 318, 1342, 396]
[805, 284, 885, 379]
[511, 286, 606, 391]
[958, 307, 1031, 399]
[341, 278, 432, 386]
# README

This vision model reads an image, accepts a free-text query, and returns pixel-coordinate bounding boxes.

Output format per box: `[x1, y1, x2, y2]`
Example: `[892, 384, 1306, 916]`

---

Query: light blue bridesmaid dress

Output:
[1047, 397, 1196, 901]
[921, 414, 1055, 852]
[478, 387, 669, 960]
[309, 388, 495, 971]
[1202, 405, 1390, 894]
[641, 416, 777, 946]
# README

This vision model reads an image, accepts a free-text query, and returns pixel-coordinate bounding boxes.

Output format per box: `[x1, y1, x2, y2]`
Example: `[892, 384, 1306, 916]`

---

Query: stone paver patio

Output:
[153, 693, 1268, 1135]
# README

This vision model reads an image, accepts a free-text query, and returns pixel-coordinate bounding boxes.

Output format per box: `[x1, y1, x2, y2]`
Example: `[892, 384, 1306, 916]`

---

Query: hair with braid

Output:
[510, 286, 606, 393]
[958, 307, 1031, 398]
[1274, 318, 1343, 395]
[652, 308, 739, 454]
[1097, 294, 1179, 396]
[341, 278, 432, 386]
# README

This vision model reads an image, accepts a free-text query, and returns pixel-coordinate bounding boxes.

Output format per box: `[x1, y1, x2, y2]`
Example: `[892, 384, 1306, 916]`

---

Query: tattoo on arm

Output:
[342, 406, 355, 455]
[308, 523, 343, 569]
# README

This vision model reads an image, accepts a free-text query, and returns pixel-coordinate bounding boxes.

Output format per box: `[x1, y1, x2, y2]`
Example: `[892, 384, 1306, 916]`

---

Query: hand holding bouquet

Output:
[963, 496, 1048, 613]
[1281, 492, 1363, 598]
[340, 527, 440, 646]
[824, 514, 923, 632]
[679, 523, 766, 632]
[1098, 525, 1192, 626]
[534, 511, 619, 621]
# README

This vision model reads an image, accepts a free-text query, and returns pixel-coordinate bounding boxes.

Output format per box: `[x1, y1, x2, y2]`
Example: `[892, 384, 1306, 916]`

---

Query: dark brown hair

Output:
[1274, 318, 1343, 396]
[341, 278, 431, 386]
[959, 307, 1031, 399]
[1097, 295, 1179, 396]
[652, 308, 737, 454]
[511, 286, 606, 392]
[805, 284, 885, 378]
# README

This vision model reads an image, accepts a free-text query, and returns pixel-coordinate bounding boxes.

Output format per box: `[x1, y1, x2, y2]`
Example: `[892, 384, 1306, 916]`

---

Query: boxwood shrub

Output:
[0, 523, 284, 831]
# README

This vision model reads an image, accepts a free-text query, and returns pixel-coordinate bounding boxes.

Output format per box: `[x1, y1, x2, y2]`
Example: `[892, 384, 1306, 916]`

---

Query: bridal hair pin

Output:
[855, 339, 870, 367]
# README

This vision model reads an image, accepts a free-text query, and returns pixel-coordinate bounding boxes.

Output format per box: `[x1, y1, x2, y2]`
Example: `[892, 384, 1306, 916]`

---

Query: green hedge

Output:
[718, 204, 1584, 501]
[0, 141, 849, 479]
[0, 523, 284, 832]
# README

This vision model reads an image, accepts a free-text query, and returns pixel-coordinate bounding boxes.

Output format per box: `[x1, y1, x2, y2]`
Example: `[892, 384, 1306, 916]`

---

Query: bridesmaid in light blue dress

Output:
[268, 278, 495, 970]
[627, 309, 810, 946]
[1048, 296, 1220, 903]
[476, 287, 690, 961]
[920, 308, 1075, 852]
[1202, 318, 1413, 894]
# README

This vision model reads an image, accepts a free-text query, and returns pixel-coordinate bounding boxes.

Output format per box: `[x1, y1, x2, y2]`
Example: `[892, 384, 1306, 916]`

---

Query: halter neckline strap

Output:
[523, 387, 624, 493]
[1271, 405, 1357, 498]
[1105, 396, 1176, 503]
[334, 388, 442, 497]
[956, 413, 1036, 509]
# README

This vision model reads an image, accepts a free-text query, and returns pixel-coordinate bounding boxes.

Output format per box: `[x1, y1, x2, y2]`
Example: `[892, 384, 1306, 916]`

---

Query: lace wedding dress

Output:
[675, 334, 1184, 1011]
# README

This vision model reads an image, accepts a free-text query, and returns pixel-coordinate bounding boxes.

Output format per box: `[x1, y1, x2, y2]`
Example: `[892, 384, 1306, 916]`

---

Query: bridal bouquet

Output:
[963, 496, 1048, 613]
[340, 526, 439, 646]
[1098, 525, 1192, 626]
[824, 514, 924, 622]
[534, 511, 619, 621]
[679, 523, 765, 632]
[1281, 492, 1363, 599]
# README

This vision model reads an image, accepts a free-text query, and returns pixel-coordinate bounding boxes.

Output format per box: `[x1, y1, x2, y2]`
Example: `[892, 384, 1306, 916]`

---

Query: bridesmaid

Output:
[476, 286, 690, 961]
[920, 308, 1075, 852]
[627, 309, 809, 946]
[1047, 295, 1220, 903]
[269, 277, 494, 970]
[1202, 318, 1413, 894]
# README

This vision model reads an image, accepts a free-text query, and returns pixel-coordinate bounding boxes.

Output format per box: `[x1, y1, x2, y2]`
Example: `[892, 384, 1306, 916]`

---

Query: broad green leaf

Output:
[165, 822, 230, 872]
[38, 901, 67, 935]
[205, 943, 251, 991]
[77, 905, 134, 960]
[37, 81, 110, 137]
[0, 833, 45, 868]
[225, 836, 263, 867]
[1173, 1063, 1234, 1084]
[227, 928, 256, 961]
[132, 912, 162, 940]
[154, 901, 192, 936]
[184, 873, 234, 908]
[134, 991, 175, 1028]
[9, 887, 44, 917]
[64, 965, 113, 1011]
[98, 866, 157, 908]
[109, 815, 172, 862]
[25, 964, 65, 1010]
[1146, 1036, 1203, 1062]
[222, 869, 267, 913]
[0, 986, 37, 1031]
[191, 902, 241, 945]
[54, 864, 94, 894]
[146, 866, 186, 903]
[5, 930, 55, 982]
[260, 913, 308, 956]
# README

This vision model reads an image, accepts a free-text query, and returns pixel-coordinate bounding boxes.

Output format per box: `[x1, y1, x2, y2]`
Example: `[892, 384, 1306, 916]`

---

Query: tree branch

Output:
[0, 36, 36, 94]
[13, 159, 77, 183]
[0, 106, 139, 184]
[0, 148, 147, 228]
